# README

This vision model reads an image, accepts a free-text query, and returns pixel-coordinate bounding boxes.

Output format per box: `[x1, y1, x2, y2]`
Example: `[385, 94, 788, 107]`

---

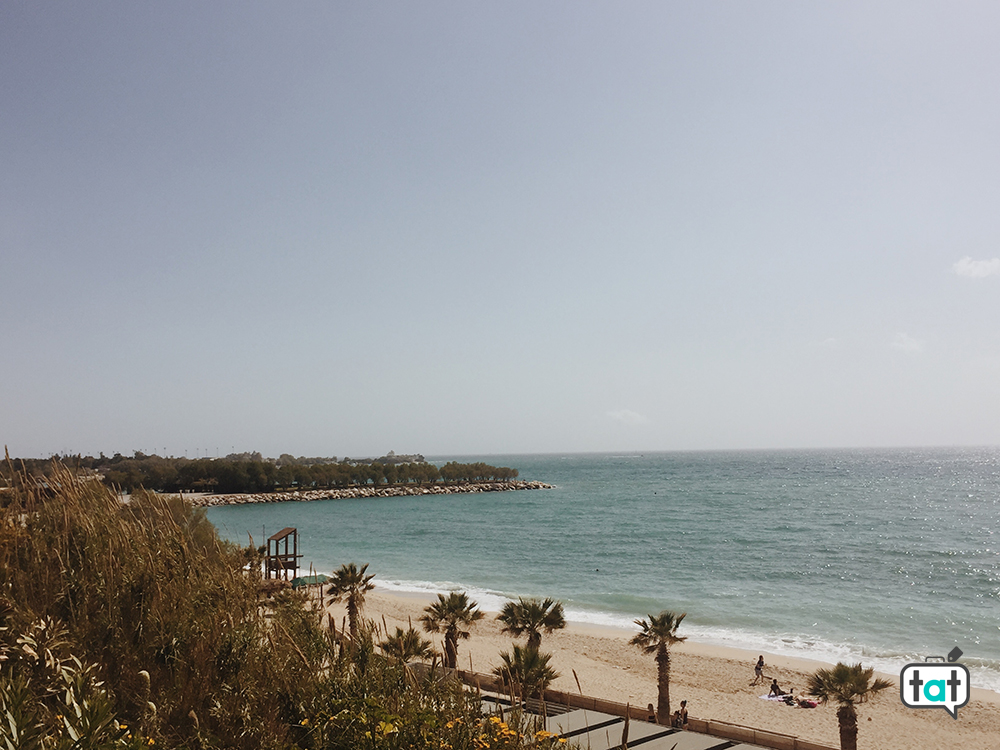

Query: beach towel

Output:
[759, 695, 817, 708]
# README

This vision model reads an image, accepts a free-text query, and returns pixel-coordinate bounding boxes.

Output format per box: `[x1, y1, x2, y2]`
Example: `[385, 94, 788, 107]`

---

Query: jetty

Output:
[188, 479, 553, 507]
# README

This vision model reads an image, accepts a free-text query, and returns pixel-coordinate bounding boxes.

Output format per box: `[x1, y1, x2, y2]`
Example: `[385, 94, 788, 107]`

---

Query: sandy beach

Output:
[324, 588, 1000, 750]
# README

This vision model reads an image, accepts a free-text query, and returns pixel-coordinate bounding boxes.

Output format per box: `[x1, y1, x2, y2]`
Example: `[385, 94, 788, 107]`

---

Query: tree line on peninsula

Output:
[3, 451, 519, 494]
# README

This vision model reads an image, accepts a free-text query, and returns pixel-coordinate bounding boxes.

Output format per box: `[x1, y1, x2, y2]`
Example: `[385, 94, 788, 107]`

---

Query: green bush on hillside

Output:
[2, 463, 560, 750]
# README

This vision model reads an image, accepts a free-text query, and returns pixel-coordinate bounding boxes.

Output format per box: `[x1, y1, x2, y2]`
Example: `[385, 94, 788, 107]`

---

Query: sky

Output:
[3, 2, 1000, 459]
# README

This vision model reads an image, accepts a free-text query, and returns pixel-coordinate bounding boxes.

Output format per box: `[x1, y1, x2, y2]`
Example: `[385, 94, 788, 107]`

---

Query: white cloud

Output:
[891, 332, 924, 353]
[952, 256, 1000, 278]
[607, 409, 648, 425]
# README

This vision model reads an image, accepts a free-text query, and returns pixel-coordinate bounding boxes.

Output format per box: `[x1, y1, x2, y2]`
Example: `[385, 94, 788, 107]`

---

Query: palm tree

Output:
[419, 592, 484, 669]
[497, 597, 566, 651]
[630, 611, 686, 724]
[380, 626, 435, 663]
[326, 562, 375, 640]
[807, 662, 893, 750]
[493, 645, 559, 699]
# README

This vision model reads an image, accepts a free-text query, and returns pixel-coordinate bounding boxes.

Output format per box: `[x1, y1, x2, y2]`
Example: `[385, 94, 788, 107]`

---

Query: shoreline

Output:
[371, 582, 1000, 701]
[188, 480, 553, 507]
[366, 585, 1000, 707]
[318, 586, 1000, 750]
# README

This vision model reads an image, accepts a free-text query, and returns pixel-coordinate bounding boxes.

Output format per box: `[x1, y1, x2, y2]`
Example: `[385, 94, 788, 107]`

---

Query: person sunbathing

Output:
[769, 679, 783, 697]
[795, 693, 818, 708]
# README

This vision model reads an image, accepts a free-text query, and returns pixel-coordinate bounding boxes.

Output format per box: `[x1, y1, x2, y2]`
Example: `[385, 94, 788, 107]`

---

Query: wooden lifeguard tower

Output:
[266, 527, 303, 581]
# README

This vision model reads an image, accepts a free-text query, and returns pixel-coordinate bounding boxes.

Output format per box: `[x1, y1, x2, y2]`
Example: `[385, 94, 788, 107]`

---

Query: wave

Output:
[679, 624, 1000, 695]
[375, 577, 514, 615]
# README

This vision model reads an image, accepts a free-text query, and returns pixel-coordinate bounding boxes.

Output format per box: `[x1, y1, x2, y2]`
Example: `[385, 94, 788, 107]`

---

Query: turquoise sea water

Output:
[207, 448, 1000, 693]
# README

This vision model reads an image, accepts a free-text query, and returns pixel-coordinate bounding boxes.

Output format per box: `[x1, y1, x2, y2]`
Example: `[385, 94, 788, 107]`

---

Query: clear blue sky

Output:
[3, 2, 999, 458]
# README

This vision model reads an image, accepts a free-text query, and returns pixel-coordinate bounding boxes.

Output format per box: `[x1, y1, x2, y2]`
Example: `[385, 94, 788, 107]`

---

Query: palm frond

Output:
[497, 597, 566, 649]
[807, 662, 893, 707]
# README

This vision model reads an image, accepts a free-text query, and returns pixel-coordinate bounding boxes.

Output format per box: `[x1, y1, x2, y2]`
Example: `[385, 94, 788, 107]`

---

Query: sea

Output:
[206, 448, 1000, 694]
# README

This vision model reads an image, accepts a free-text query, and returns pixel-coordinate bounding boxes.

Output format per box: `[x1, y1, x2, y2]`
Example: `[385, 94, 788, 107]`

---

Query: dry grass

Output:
[1, 459, 561, 750]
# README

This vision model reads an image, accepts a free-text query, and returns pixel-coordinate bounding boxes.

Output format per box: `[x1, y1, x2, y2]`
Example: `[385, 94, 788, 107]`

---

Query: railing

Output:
[455, 669, 837, 750]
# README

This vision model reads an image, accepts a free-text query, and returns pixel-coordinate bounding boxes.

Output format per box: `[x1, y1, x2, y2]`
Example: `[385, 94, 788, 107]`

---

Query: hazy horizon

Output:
[10, 442, 999, 463]
[4, 3, 1000, 459]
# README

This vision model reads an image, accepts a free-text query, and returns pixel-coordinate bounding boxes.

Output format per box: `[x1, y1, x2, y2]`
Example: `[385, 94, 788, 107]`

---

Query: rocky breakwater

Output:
[189, 480, 554, 507]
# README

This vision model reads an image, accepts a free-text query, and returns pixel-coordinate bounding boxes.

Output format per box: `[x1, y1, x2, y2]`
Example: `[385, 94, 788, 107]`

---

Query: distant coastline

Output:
[3, 452, 525, 496]
[188, 479, 553, 507]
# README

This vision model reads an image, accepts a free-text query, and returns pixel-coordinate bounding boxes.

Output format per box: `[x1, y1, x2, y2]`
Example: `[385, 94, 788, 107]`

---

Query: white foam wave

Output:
[375, 578, 512, 614]
[561, 607, 639, 632]
[681, 624, 1000, 695]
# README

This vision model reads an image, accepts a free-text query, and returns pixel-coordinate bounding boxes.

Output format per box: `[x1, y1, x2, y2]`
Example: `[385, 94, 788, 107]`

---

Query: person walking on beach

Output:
[751, 655, 765, 686]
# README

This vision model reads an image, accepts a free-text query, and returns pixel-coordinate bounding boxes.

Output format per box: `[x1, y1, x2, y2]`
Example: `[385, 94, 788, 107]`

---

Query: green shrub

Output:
[1, 463, 553, 750]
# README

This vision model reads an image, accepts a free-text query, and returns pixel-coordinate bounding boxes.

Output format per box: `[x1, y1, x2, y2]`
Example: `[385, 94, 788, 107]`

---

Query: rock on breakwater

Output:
[188, 480, 554, 507]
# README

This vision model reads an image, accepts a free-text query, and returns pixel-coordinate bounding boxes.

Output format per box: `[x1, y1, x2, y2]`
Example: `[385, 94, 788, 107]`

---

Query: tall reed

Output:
[1, 463, 316, 747]
[0, 462, 565, 749]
